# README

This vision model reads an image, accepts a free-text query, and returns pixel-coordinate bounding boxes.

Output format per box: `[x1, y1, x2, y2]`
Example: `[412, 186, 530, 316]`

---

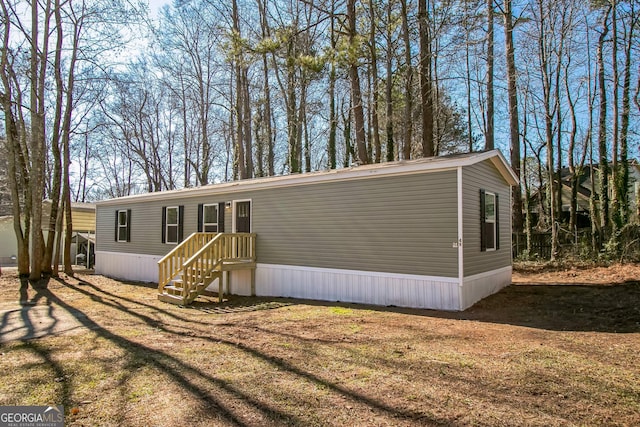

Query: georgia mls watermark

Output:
[0, 406, 64, 427]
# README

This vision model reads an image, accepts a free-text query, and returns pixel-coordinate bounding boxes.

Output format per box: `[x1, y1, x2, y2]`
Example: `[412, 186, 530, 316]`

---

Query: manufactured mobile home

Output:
[95, 150, 517, 311]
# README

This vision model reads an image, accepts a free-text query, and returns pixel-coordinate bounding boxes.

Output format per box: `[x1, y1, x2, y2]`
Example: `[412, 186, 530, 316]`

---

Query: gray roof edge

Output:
[96, 149, 518, 206]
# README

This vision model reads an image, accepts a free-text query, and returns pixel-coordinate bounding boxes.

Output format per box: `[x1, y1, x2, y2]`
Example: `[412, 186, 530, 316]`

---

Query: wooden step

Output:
[158, 293, 185, 305]
[160, 262, 239, 306]
[164, 285, 183, 296]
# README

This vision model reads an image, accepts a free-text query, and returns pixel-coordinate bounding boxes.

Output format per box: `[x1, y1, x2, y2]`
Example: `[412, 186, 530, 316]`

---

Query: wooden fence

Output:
[512, 228, 595, 260]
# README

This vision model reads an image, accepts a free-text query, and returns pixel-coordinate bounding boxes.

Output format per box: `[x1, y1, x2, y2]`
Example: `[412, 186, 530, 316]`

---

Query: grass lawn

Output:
[0, 265, 639, 426]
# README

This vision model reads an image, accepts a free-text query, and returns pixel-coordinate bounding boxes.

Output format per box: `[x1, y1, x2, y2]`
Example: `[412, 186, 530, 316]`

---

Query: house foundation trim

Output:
[460, 265, 512, 310]
[95, 251, 161, 283]
[254, 263, 461, 311]
[95, 252, 511, 311]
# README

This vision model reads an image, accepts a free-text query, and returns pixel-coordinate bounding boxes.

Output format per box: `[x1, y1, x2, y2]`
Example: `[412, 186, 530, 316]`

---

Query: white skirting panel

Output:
[229, 270, 252, 296]
[255, 263, 461, 311]
[95, 251, 161, 283]
[95, 252, 511, 311]
[460, 266, 512, 310]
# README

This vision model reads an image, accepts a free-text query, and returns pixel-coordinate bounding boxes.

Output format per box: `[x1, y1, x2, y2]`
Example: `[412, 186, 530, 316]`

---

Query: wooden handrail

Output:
[181, 233, 256, 299]
[157, 232, 218, 292]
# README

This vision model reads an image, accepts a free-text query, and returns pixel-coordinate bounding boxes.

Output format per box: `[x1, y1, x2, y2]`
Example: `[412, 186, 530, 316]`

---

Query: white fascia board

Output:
[96, 149, 517, 206]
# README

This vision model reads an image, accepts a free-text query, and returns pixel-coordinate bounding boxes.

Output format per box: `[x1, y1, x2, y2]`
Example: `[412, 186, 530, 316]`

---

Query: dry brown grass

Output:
[0, 265, 639, 426]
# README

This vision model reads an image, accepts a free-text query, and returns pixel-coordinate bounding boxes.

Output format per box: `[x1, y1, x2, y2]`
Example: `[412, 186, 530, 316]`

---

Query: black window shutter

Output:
[197, 204, 203, 232]
[178, 205, 184, 242]
[161, 207, 166, 243]
[495, 194, 500, 250]
[126, 209, 132, 242]
[115, 211, 118, 241]
[480, 189, 486, 252]
[218, 202, 225, 233]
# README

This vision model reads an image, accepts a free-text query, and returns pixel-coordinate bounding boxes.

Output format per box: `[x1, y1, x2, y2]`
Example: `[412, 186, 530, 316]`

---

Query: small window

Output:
[117, 210, 130, 242]
[480, 189, 499, 252]
[165, 206, 179, 244]
[203, 204, 218, 232]
[484, 192, 496, 251]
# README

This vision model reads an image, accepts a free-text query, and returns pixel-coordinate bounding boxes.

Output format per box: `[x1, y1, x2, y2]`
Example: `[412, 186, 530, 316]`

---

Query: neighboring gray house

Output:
[529, 160, 640, 227]
[0, 216, 18, 267]
[95, 150, 517, 311]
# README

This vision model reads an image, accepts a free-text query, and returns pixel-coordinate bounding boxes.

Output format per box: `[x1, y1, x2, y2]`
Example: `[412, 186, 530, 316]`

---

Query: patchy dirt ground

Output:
[512, 262, 640, 285]
[0, 264, 639, 426]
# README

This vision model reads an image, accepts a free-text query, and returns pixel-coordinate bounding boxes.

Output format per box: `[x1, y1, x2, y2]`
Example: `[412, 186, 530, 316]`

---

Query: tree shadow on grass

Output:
[235, 281, 640, 334]
[457, 281, 640, 333]
[70, 271, 640, 334]
[0, 277, 83, 343]
[75, 272, 640, 334]
[21, 276, 449, 426]
[20, 340, 72, 409]
[25, 278, 297, 426]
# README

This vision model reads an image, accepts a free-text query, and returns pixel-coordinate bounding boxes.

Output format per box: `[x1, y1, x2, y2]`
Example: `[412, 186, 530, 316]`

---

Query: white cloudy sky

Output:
[147, 0, 168, 18]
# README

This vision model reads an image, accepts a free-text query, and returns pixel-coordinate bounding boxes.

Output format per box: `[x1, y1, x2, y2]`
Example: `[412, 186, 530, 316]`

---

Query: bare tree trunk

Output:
[180, 76, 190, 186]
[554, 7, 569, 228]
[565, 62, 578, 232]
[565, 60, 590, 233]
[400, 0, 412, 160]
[342, 99, 353, 168]
[486, 0, 494, 151]
[462, 0, 474, 152]
[347, 0, 368, 164]
[610, 3, 620, 229]
[328, 1, 338, 169]
[242, 67, 253, 178]
[582, 12, 599, 252]
[1, 96, 31, 275]
[29, 0, 52, 280]
[302, 85, 310, 172]
[503, 0, 524, 233]
[521, 85, 532, 254]
[286, 52, 299, 173]
[589, 130, 600, 251]
[618, 1, 636, 224]
[60, 0, 83, 275]
[298, 77, 308, 172]
[258, 0, 274, 176]
[232, 0, 246, 179]
[255, 104, 264, 177]
[52, 195, 64, 276]
[597, 6, 611, 233]
[1, 1, 30, 276]
[328, 64, 337, 168]
[418, 0, 434, 158]
[385, 1, 394, 162]
[369, 0, 381, 163]
[43, 0, 65, 276]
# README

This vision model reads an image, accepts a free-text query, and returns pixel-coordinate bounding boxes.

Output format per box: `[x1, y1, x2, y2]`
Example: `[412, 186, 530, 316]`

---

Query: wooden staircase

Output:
[157, 233, 256, 306]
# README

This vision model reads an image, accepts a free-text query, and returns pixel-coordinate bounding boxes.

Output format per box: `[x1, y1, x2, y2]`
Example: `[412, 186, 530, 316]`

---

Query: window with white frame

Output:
[484, 192, 496, 250]
[165, 206, 179, 244]
[117, 210, 130, 242]
[480, 189, 499, 251]
[203, 204, 218, 232]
